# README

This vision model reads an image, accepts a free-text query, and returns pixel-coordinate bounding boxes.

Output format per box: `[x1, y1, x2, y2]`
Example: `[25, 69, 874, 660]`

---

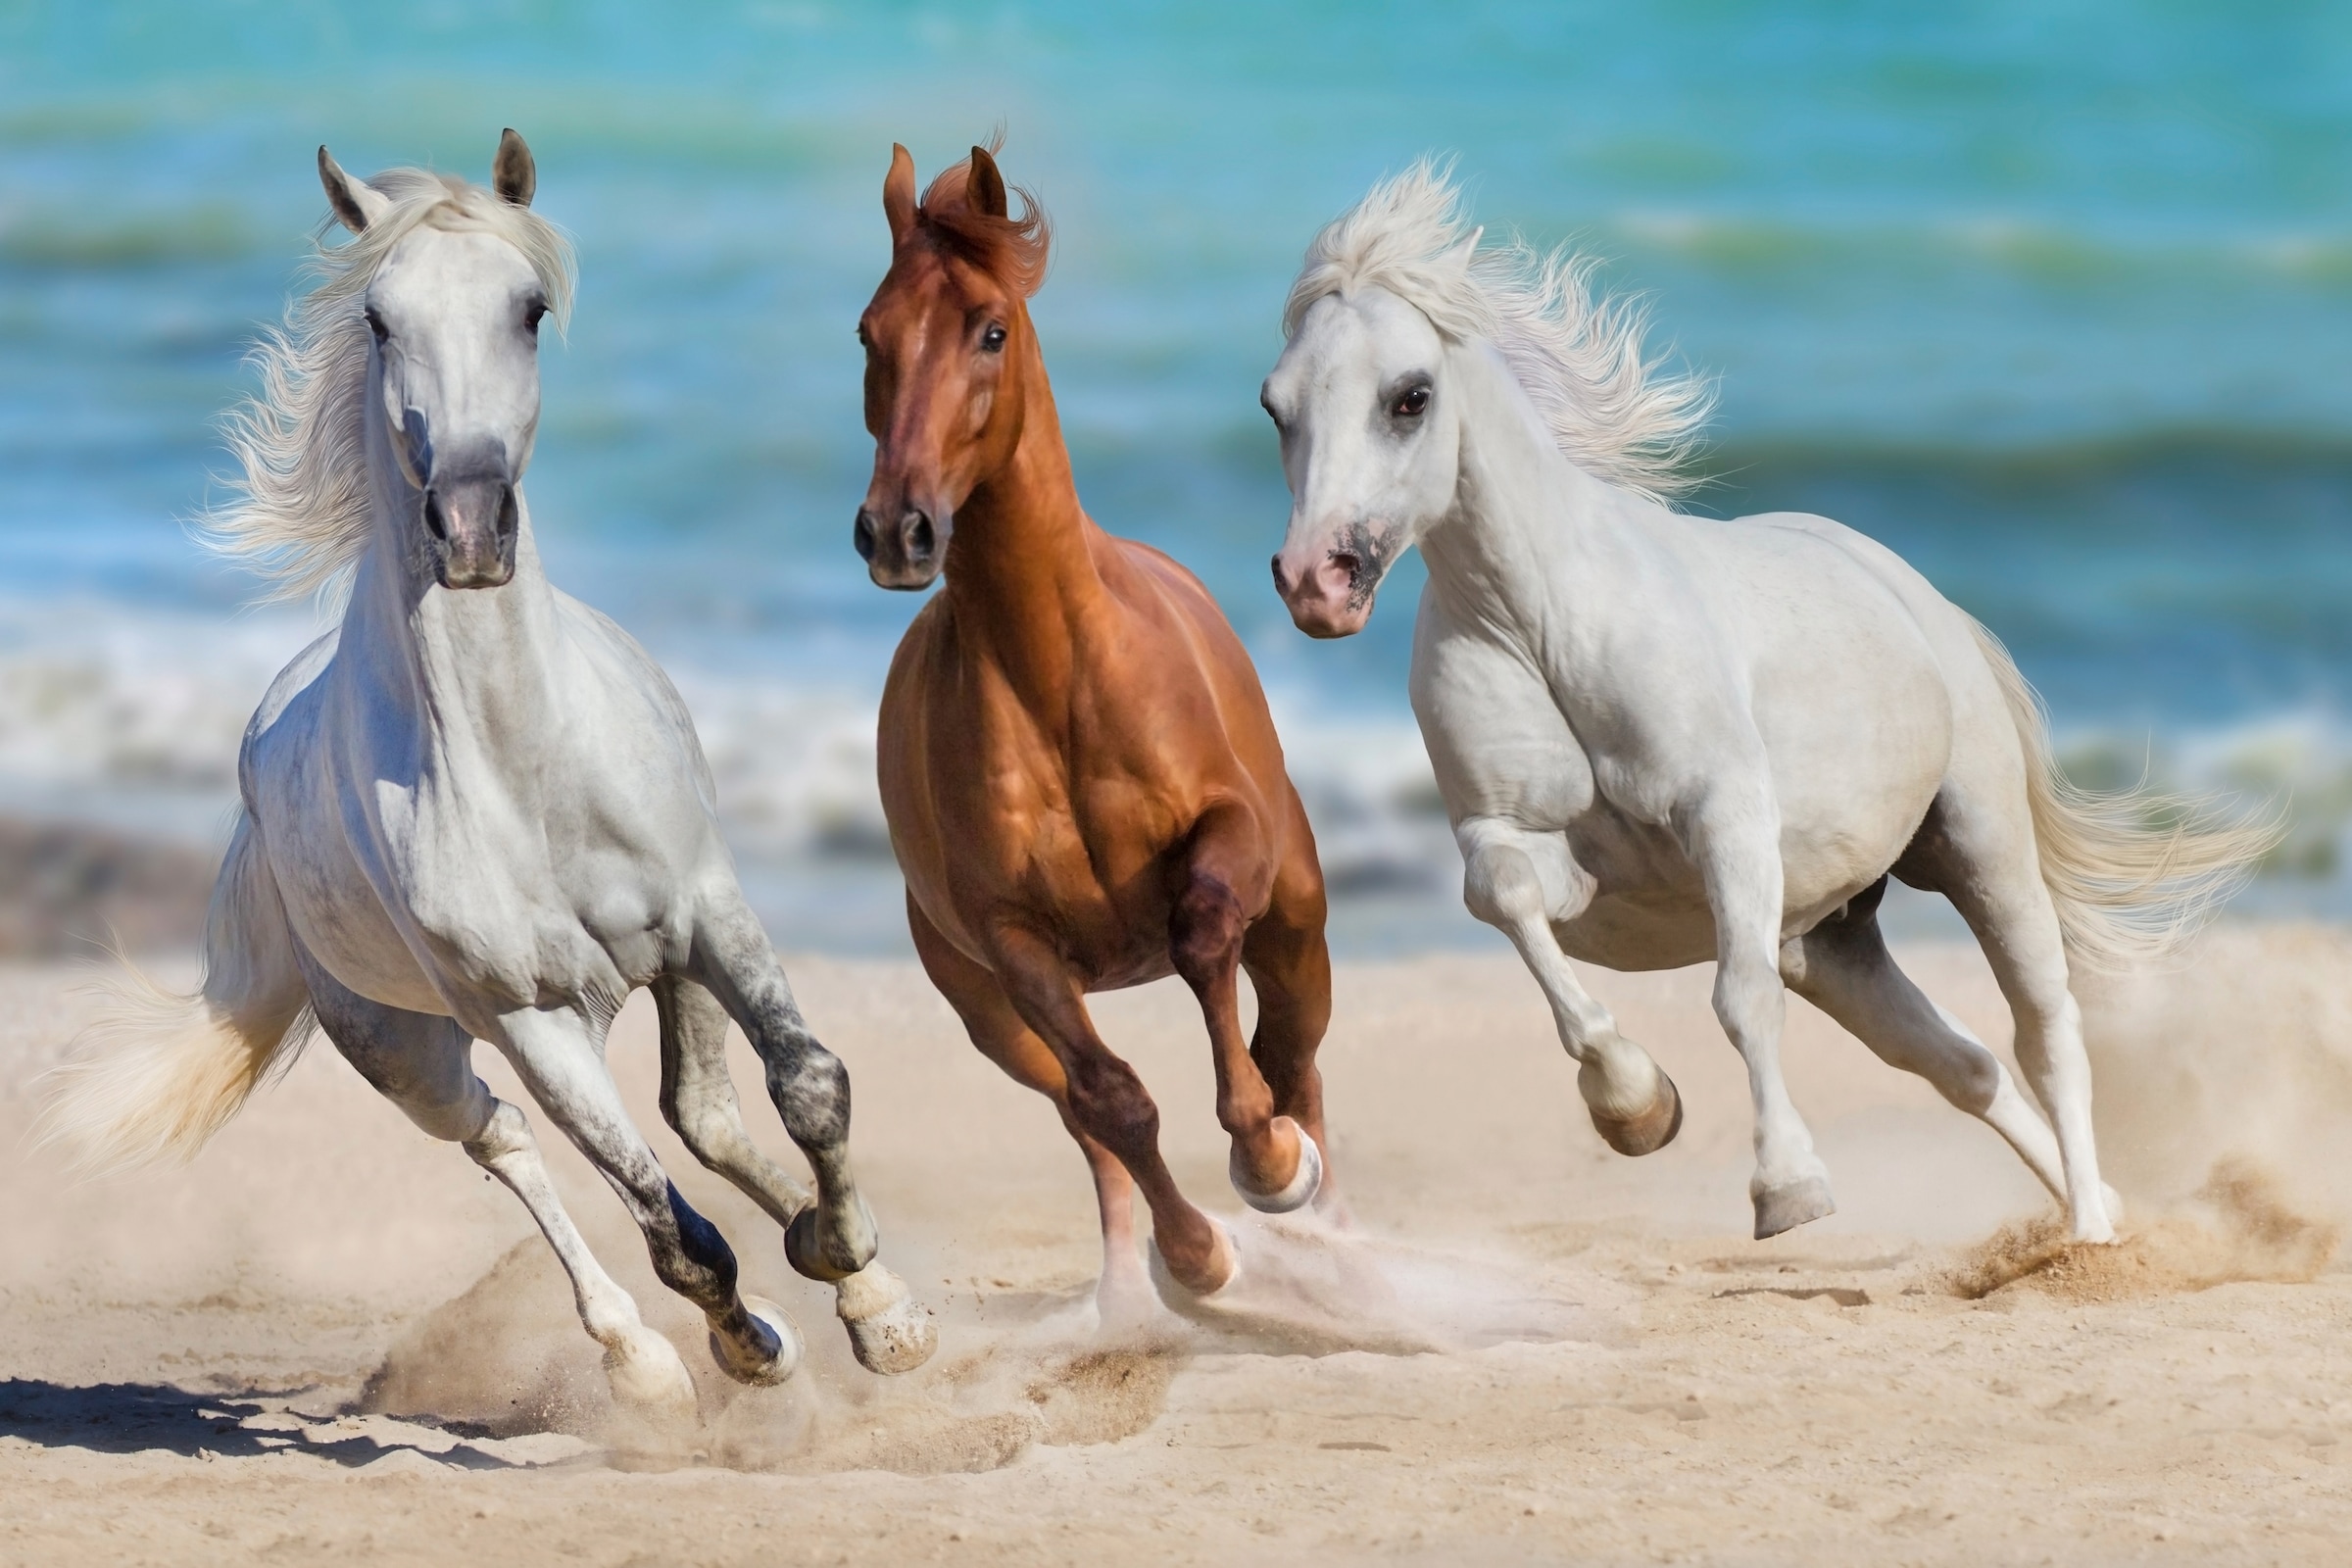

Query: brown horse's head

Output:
[855, 142, 1051, 590]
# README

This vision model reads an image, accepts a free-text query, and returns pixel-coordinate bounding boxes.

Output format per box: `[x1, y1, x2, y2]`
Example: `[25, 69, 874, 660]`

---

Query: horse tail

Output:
[1968, 619, 2281, 971]
[40, 811, 314, 1170]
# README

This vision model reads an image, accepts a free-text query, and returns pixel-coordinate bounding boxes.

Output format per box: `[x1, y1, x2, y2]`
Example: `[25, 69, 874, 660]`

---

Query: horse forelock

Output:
[913, 155, 1052, 299]
[1283, 160, 1714, 506]
[198, 168, 577, 606]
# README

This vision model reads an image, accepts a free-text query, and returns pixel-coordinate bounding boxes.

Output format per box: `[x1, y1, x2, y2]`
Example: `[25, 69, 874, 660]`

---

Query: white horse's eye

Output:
[1392, 384, 1431, 418]
[363, 306, 388, 342]
[523, 300, 549, 335]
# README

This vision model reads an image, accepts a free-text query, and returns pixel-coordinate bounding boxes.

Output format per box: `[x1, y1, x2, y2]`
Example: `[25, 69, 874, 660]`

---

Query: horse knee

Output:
[1462, 840, 1546, 930]
[763, 1038, 851, 1149]
[1066, 1056, 1160, 1160]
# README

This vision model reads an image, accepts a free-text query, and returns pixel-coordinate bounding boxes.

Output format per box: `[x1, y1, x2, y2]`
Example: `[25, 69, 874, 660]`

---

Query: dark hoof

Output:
[1590, 1069, 1684, 1156]
[710, 1296, 803, 1388]
[784, 1204, 862, 1282]
[1752, 1174, 1837, 1240]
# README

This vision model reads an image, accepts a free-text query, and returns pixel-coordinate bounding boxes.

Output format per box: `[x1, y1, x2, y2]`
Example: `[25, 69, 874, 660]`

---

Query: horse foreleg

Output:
[990, 926, 1237, 1298]
[1457, 817, 1681, 1154]
[1171, 804, 1319, 1213]
[692, 903, 937, 1373]
[1687, 798, 1835, 1239]
[496, 1005, 801, 1395]
[907, 897, 1152, 1326]
[653, 975, 814, 1228]
[1240, 815, 1343, 1222]
[296, 956, 702, 1415]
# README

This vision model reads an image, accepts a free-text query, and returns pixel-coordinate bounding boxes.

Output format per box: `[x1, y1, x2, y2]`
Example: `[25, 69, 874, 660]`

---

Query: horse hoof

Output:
[1752, 1174, 1837, 1240]
[835, 1262, 937, 1375]
[603, 1323, 699, 1419]
[1589, 1068, 1683, 1156]
[1148, 1217, 1239, 1303]
[784, 1203, 860, 1283]
[711, 1296, 803, 1389]
[1230, 1117, 1323, 1213]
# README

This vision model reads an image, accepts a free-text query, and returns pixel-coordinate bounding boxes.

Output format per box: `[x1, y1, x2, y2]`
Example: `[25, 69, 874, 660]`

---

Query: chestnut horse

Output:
[855, 143, 1333, 1314]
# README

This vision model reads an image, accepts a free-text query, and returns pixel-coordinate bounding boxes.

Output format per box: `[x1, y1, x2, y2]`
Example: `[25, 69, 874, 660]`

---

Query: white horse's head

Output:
[1263, 285, 1462, 638]
[1265, 163, 1710, 637]
[318, 131, 552, 590]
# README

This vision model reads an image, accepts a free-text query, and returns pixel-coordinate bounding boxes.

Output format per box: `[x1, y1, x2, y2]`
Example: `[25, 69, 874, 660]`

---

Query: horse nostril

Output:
[1330, 551, 1362, 585]
[854, 510, 878, 562]
[423, 491, 449, 540]
[907, 511, 935, 560]
[495, 484, 517, 540]
[1270, 554, 1288, 594]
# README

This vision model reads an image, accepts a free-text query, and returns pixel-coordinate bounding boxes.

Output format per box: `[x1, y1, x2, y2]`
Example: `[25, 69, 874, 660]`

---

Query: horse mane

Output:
[916, 148, 1052, 298]
[200, 169, 576, 604]
[1283, 161, 1712, 506]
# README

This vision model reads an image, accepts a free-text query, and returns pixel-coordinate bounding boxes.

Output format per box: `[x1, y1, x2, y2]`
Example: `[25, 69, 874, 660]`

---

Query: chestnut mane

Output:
[917, 154, 1052, 298]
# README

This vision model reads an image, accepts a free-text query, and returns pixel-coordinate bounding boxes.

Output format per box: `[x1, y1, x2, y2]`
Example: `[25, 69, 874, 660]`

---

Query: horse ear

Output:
[883, 144, 917, 244]
[968, 145, 1007, 220]
[493, 128, 537, 208]
[318, 145, 391, 233]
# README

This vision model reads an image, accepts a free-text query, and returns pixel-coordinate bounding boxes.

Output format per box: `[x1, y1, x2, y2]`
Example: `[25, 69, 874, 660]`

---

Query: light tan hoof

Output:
[835, 1263, 937, 1375]
[603, 1323, 699, 1420]
[1230, 1117, 1323, 1214]
[1589, 1068, 1683, 1156]
[1752, 1174, 1836, 1240]
[710, 1295, 803, 1388]
[1148, 1216, 1239, 1303]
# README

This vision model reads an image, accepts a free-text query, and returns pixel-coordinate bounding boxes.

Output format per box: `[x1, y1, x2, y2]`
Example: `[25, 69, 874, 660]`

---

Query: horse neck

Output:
[344, 447, 564, 760]
[1419, 342, 1641, 638]
[939, 318, 1102, 683]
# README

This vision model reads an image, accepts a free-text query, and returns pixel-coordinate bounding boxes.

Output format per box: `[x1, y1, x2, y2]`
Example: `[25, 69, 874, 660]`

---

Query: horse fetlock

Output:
[709, 1295, 803, 1388]
[834, 1262, 938, 1374]
[785, 1193, 877, 1282]
[1229, 1114, 1323, 1213]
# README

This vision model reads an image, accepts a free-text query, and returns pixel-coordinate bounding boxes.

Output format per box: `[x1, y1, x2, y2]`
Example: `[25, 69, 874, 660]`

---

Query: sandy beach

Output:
[3, 928, 2348, 1566]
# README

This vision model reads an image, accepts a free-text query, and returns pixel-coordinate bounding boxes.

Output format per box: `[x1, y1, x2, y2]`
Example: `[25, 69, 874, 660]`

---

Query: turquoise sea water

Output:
[4, 3, 2351, 947]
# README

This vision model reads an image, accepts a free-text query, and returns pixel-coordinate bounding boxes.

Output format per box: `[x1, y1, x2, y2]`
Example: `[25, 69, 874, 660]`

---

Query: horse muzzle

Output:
[855, 504, 949, 591]
[424, 474, 519, 590]
[1271, 546, 1375, 639]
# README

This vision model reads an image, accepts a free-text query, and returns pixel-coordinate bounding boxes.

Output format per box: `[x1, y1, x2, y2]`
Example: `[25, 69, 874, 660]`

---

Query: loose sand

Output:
[3, 929, 2348, 1565]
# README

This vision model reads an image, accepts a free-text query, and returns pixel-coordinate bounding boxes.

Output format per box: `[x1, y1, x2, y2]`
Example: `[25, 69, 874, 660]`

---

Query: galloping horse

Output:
[46, 134, 934, 1415]
[856, 143, 1334, 1313]
[1264, 165, 2273, 1243]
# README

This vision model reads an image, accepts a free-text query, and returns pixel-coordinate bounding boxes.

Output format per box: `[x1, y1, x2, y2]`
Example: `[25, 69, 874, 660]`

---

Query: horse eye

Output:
[363, 306, 388, 342]
[523, 300, 549, 335]
[1392, 384, 1431, 418]
[981, 323, 1007, 354]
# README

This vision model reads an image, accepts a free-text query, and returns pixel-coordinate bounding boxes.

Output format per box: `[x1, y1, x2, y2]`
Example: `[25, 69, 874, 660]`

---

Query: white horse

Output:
[44, 133, 935, 1415]
[1265, 165, 2274, 1243]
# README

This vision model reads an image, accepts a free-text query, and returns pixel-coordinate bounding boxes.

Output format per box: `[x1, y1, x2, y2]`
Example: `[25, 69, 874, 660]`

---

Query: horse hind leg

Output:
[493, 1004, 805, 1397]
[1904, 795, 2116, 1242]
[654, 975, 815, 1228]
[1782, 878, 2073, 1202]
[1170, 803, 1321, 1214]
[907, 899, 1152, 1327]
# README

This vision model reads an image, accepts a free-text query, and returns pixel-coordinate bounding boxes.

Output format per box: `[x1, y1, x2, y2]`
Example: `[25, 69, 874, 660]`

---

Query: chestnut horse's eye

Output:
[981, 323, 1007, 354]
[1392, 383, 1431, 418]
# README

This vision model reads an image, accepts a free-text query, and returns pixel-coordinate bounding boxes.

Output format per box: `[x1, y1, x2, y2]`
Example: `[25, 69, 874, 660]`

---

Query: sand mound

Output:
[1944, 1157, 2340, 1302]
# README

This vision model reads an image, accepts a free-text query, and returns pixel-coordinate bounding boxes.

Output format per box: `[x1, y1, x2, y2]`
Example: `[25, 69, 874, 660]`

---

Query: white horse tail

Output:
[1968, 620, 2281, 971]
[41, 812, 314, 1170]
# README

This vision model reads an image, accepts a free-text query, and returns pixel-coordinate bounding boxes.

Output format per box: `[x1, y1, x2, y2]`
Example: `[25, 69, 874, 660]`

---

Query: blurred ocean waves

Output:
[2, 2, 2348, 951]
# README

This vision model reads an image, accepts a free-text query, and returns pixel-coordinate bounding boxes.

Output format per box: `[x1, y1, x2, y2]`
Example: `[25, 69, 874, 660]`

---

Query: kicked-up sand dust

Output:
[3, 927, 2349, 1564]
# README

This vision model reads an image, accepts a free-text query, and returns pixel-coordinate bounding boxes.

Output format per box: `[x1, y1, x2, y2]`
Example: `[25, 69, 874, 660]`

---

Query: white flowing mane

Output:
[201, 169, 575, 603]
[1283, 162, 1712, 505]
